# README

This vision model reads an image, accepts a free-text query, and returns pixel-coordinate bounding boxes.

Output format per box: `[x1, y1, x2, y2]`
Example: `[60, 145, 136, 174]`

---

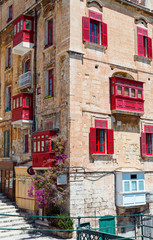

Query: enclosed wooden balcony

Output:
[12, 93, 33, 128]
[32, 130, 57, 169]
[12, 15, 34, 56]
[110, 77, 144, 115]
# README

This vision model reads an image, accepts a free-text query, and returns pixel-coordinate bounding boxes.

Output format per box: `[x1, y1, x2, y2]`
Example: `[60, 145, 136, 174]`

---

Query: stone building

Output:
[0, 0, 153, 232]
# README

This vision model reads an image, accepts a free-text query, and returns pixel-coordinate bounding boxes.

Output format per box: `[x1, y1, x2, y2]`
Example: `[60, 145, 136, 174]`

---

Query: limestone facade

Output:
[0, 0, 153, 226]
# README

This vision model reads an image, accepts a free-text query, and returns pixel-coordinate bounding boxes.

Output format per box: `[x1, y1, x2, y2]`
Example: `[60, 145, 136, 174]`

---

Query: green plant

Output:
[5, 66, 11, 71]
[45, 94, 53, 99]
[47, 212, 74, 233]
[57, 214, 74, 233]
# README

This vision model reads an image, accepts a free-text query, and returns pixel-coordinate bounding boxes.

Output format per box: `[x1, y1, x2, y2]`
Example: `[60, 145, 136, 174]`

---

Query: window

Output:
[110, 77, 144, 113]
[45, 19, 53, 48]
[25, 59, 30, 73]
[82, 10, 107, 46]
[25, 135, 29, 153]
[45, 122, 53, 130]
[46, 70, 53, 97]
[7, 5, 13, 22]
[141, 125, 153, 156]
[4, 130, 10, 157]
[6, 87, 11, 111]
[33, 132, 56, 153]
[90, 120, 114, 154]
[123, 173, 145, 193]
[6, 47, 11, 68]
[137, 27, 152, 59]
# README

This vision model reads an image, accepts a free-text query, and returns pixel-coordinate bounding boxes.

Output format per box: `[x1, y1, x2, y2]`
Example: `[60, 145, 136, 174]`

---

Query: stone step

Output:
[2, 232, 52, 240]
[0, 205, 17, 210]
[0, 229, 33, 238]
[0, 219, 32, 228]
[0, 216, 24, 222]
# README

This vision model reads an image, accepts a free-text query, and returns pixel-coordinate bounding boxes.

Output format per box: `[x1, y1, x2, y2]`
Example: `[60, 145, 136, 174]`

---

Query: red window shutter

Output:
[95, 120, 108, 129]
[89, 10, 102, 22]
[101, 22, 108, 47]
[141, 132, 146, 156]
[148, 37, 152, 59]
[90, 128, 96, 154]
[137, 27, 144, 56]
[82, 17, 90, 42]
[107, 129, 114, 154]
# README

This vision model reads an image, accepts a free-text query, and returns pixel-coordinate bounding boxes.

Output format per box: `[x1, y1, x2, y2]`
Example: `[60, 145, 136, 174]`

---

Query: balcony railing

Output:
[19, 71, 32, 89]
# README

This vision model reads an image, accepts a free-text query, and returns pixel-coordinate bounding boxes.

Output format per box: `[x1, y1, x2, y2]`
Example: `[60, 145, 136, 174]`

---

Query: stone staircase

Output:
[0, 192, 54, 240]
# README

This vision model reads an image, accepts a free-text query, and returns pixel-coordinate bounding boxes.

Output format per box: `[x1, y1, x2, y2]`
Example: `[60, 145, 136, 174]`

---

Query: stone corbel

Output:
[87, 0, 103, 12]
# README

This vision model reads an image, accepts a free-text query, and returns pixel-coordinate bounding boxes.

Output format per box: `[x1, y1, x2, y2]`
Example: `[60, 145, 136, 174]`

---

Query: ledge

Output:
[114, 0, 153, 15]
[43, 44, 56, 53]
[134, 55, 152, 63]
[112, 109, 144, 116]
[141, 155, 153, 160]
[84, 41, 107, 51]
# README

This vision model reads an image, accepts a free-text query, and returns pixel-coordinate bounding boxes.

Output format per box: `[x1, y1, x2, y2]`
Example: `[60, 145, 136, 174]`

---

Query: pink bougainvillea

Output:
[28, 136, 68, 209]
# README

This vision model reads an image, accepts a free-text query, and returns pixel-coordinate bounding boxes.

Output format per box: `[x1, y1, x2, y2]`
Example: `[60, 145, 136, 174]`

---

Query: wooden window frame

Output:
[115, 81, 143, 100]
[82, 10, 108, 47]
[7, 5, 13, 22]
[33, 134, 55, 153]
[45, 19, 53, 48]
[47, 70, 53, 97]
[90, 120, 114, 155]
[137, 26, 152, 59]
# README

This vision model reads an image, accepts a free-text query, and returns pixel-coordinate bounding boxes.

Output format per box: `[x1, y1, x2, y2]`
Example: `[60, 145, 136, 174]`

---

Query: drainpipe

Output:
[31, 0, 37, 158]
[33, 0, 37, 132]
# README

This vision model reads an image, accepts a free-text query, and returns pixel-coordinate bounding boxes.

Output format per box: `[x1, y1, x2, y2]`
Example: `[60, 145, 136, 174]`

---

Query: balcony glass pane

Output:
[20, 20, 23, 30]
[34, 142, 36, 152]
[41, 141, 44, 151]
[46, 140, 49, 151]
[124, 181, 130, 192]
[16, 98, 19, 108]
[131, 89, 136, 97]
[25, 97, 31, 107]
[138, 90, 142, 98]
[52, 141, 56, 151]
[131, 181, 137, 191]
[37, 142, 40, 152]
[20, 97, 22, 107]
[14, 25, 16, 35]
[13, 99, 15, 109]
[25, 19, 32, 30]
[117, 86, 122, 95]
[17, 22, 20, 33]
[139, 181, 144, 191]
[124, 87, 129, 96]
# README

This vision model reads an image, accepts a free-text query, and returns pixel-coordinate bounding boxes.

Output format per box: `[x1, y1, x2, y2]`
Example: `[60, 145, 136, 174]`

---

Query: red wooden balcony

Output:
[12, 15, 34, 55]
[12, 93, 33, 127]
[32, 130, 57, 169]
[110, 77, 144, 115]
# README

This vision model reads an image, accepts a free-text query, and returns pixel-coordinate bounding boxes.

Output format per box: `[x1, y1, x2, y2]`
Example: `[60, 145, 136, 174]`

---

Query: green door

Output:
[99, 215, 115, 234]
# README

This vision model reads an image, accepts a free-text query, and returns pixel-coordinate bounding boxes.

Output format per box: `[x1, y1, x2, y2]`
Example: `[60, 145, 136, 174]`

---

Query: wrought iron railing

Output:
[18, 71, 32, 89]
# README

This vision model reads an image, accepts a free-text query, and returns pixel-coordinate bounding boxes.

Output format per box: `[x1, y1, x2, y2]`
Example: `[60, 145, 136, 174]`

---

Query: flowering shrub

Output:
[28, 136, 68, 209]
